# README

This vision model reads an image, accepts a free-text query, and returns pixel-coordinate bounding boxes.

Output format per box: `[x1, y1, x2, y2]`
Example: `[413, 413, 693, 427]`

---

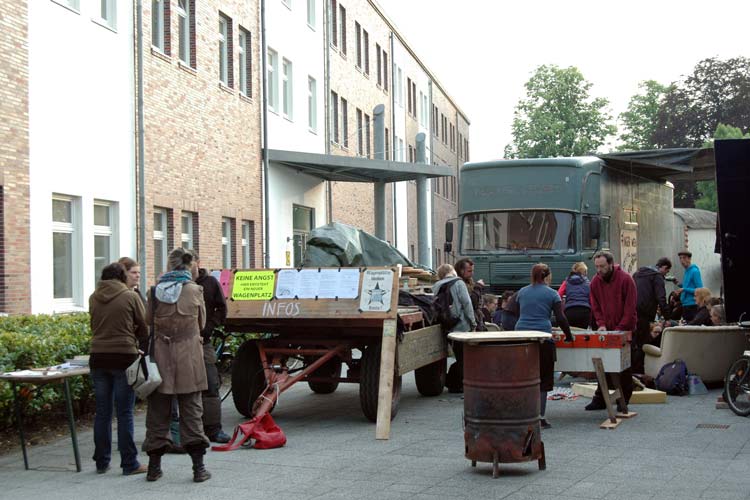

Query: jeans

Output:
[91, 367, 140, 473]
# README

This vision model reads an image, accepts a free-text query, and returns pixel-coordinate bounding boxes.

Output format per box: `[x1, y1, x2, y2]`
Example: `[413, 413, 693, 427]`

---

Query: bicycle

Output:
[212, 329, 249, 402]
[724, 320, 750, 417]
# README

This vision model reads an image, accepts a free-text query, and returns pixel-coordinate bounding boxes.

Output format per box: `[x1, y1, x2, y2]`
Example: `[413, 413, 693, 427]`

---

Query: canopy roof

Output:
[598, 148, 716, 182]
[268, 149, 454, 183]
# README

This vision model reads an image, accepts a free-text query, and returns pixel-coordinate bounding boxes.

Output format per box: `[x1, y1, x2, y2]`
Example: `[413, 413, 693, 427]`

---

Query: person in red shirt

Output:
[586, 251, 637, 411]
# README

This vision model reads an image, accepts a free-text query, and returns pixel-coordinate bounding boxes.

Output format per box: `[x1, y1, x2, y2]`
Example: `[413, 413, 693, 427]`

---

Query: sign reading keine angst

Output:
[231, 270, 276, 300]
[359, 269, 394, 312]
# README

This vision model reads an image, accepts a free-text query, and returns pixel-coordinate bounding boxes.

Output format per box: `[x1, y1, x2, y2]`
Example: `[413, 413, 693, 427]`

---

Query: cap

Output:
[677, 250, 692, 258]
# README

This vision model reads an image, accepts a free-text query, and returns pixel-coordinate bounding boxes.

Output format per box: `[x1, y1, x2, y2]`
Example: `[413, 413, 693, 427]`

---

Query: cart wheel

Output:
[231, 340, 267, 418]
[359, 345, 401, 423]
[306, 355, 343, 394]
[414, 358, 447, 396]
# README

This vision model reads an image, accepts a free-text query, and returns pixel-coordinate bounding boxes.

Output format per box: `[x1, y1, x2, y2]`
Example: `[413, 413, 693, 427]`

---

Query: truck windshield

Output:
[460, 211, 576, 254]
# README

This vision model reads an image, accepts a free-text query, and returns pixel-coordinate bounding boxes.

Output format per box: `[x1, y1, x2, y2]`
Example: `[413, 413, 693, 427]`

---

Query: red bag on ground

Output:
[211, 414, 286, 452]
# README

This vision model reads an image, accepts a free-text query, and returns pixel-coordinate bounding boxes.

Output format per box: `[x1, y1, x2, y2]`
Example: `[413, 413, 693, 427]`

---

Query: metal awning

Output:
[268, 149, 454, 183]
[598, 148, 716, 182]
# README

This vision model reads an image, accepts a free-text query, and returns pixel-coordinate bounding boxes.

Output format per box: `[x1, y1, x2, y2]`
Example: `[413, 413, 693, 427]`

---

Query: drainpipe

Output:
[373, 104, 386, 240]
[135, 0, 147, 292]
[415, 133, 429, 267]
[324, 0, 332, 223]
[389, 31, 397, 244]
[261, 0, 270, 267]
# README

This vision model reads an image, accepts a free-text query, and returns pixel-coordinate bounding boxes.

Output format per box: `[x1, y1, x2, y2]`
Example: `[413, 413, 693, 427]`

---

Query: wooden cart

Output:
[221, 266, 447, 439]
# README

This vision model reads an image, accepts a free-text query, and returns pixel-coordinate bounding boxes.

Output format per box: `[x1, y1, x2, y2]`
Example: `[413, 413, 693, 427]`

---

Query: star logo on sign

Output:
[367, 282, 388, 305]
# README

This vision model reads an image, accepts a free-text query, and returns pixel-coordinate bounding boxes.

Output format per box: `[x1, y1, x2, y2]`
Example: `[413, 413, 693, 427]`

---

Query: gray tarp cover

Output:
[302, 222, 419, 268]
[597, 148, 715, 181]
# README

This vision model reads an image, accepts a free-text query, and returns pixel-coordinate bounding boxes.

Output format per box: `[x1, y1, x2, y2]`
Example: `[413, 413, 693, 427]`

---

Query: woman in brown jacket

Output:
[143, 248, 210, 482]
[89, 262, 148, 475]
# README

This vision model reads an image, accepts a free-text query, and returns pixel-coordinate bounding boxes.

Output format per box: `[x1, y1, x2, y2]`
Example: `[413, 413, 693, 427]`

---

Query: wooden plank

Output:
[572, 383, 667, 404]
[600, 418, 623, 430]
[592, 357, 618, 424]
[376, 319, 398, 440]
[396, 325, 447, 376]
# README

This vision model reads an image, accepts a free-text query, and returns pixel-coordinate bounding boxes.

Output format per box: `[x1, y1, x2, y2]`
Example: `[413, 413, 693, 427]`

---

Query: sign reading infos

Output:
[231, 270, 276, 301]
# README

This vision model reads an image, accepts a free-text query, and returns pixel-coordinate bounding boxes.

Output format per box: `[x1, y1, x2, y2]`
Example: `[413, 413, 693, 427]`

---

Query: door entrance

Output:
[293, 205, 315, 267]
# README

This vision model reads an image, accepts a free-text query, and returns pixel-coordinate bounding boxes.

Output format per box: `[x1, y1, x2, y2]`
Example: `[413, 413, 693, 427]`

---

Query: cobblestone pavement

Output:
[1, 371, 750, 500]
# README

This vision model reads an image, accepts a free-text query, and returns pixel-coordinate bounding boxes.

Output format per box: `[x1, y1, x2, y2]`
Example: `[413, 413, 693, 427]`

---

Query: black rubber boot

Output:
[188, 447, 211, 483]
[146, 452, 163, 482]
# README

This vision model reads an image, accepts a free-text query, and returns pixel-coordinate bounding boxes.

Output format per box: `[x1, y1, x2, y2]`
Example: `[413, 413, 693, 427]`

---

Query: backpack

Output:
[433, 278, 461, 331]
[655, 359, 689, 396]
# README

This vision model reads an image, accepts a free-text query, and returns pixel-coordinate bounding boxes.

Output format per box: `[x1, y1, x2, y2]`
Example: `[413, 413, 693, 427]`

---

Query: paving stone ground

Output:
[1, 370, 750, 500]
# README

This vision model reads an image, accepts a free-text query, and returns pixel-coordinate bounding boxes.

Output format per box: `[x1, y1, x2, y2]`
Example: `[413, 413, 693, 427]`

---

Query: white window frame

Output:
[330, 91, 339, 143]
[222, 217, 233, 268]
[176, 0, 191, 66]
[282, 58, 293, 120]
[239, 28, 249, 96]
[306, 0, 315, 29]
[397, 66, 403, 107]
[241, 220, 252, 268]
[267, 49, 279, 113]
[181, 212, 194, 249]
[308, 76, 317, 133]
[153, 208, 168, 278]
[282, 0, 291, 9]
[219, 15, 229, 85]
[99, 0, 117, 29]
[53, 0, 80, 13]
[151, 0, 165, 50]
[93, 201, 118, 285]
[52, 195, 82, 307]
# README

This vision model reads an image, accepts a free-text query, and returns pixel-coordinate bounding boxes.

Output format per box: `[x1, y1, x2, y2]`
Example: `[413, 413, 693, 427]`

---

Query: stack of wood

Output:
[399, 266, 436, 294]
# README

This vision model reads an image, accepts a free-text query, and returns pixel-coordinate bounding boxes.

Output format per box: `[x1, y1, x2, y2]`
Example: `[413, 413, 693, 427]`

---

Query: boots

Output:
[187, 446, 211, 483]
[146, 451, 164, 482]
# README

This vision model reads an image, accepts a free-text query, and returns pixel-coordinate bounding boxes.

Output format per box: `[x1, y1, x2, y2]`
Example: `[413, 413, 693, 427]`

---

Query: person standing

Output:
[500, 291, 519, 331]
[143, 248, 211, 483]
[89, 263, 148, 475]
[675, 251, 703, 322]
[481, 294, 499, 324]
[631, 257, 672, 373]
[433, 264, 476, 393]
[586, 251, 637, 411]
[515, 263, 573, 429]
[118, 257, 144, 301]
[455, 258, 487, 332]
[192, 252, 230, 443]
[558, 262, 591, 329]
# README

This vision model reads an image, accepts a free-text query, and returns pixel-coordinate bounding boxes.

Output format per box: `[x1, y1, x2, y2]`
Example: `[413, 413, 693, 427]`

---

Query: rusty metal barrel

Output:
[448, 331, 550, 477]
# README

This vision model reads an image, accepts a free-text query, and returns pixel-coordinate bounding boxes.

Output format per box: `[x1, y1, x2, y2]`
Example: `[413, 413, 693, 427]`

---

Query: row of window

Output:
[432, 171, 457, 202]
[54, 0, 117, 29]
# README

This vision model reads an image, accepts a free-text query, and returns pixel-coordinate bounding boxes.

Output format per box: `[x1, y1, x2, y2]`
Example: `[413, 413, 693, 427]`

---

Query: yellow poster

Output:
[231, 270, 276, 300]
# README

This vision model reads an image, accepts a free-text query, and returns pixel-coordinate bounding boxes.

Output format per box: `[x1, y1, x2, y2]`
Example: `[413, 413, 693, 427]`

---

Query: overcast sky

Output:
[375, 0, 749, 161]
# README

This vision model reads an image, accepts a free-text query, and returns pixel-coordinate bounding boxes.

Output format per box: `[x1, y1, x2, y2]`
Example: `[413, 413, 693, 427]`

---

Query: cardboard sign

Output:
[231, 270, 276, 301]
[359, 269, 394, 312]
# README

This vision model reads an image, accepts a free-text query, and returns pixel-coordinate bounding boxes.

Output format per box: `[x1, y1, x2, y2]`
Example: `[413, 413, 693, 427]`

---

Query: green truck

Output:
[446, 156, 675, 292]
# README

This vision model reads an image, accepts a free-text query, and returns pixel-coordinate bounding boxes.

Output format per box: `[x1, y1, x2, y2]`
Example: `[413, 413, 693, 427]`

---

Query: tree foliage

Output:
[617, 80, 667, 151]
[504, 65, 616, 159]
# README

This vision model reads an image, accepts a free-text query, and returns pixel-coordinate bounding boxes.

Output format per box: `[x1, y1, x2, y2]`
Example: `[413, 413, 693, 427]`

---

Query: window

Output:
[355, 22, 361, 68]
[382, 50, 388, 91]
[308, 76, 317, 132]
[307, 0, 315, 28]
[461, 211, 576, 254]
[239, 28, 251, 96]
[151, 0, 170, 54]
[396, 66, 403, 107]
[356, 109, 363, 156]
[100, 0, 117, 29]
[411, 81, 417, 118]
[241, 220, 254, 268]
[282, 0, 290, 7]
[282, 58, 293, 119]
[94, 202, 117, 286]
[219, 14, 234, 87]
[222, 217, 234, 268]
[181, 212, 194, 249]
[385, 127, 390, 160]
[363, 29, 369, 75]
[176, 0, 194, 67]
[365, 113, 371, 158]
[407, 78, 412, 115]
[376, 44, 381, 85]
[267, 49, 278, 112]
[330, 91, 339, 143]
[341, 97, 348, 148]
[329, 0, 337, 47]
[338, 4, 346, 55]
[58, 0, 80, 9]
[398, 137, 404, 161]
[52, 196, 79, 303]
[153, 208, 168, 277]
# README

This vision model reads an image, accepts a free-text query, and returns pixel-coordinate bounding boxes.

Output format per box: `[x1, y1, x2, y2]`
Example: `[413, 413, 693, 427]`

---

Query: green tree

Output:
[617, 80, 667, 151]
[504, 65, 616, 158]
[695, 124, 750, 212]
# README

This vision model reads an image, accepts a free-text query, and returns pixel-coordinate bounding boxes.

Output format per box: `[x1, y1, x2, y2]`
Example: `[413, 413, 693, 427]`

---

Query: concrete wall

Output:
[672, 217, 722, 297]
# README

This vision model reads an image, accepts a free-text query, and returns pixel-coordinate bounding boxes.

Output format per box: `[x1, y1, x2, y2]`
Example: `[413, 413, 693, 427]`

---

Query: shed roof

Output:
[674, 208, 717, 229]
[598, 148, 716, 182]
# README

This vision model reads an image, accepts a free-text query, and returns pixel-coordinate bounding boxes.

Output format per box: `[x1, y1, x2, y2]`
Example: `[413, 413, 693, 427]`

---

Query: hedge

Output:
[0, 314, 92, 430]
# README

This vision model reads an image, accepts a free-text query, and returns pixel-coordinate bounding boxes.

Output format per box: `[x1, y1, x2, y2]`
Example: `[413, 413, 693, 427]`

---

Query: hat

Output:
[677, 250, 692, 258]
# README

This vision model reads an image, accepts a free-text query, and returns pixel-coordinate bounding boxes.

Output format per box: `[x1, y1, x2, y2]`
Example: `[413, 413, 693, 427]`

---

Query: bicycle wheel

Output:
[725, 356, 750, 417]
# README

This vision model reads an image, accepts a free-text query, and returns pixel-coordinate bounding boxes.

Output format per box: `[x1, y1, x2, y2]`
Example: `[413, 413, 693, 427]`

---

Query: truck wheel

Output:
[359, 345, 401, 422]
[231, 341, 267, 418]
[415, 358, 447, 396]
[307, 355, 342, 394]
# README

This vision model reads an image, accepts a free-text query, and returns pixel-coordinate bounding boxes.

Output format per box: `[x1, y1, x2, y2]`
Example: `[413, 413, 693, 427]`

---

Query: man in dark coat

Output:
[193, 253, 230, 443]
[631, 257, 672, 373]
